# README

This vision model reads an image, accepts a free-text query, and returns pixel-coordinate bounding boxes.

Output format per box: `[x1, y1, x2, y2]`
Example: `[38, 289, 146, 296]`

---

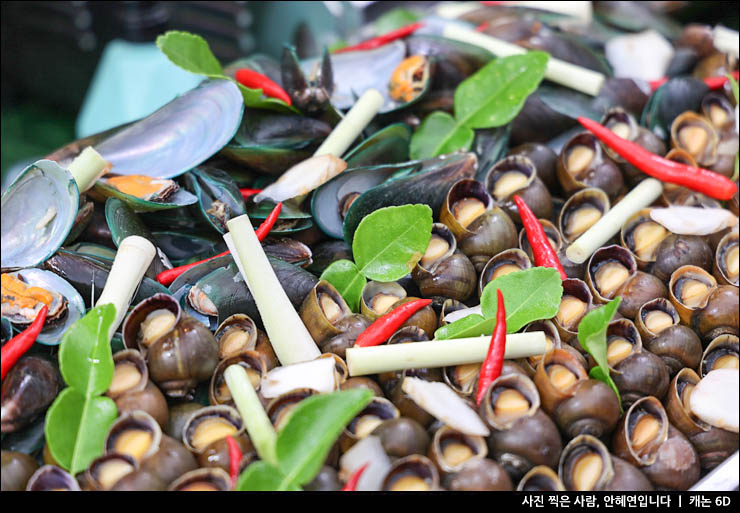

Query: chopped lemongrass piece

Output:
[314, 89, 385, 158]
[224, 364, 278, 465]
[339, 436, 392, 491]
[95, 235, 155, 340]
[650, 207, 738, 236]
[346, 332, 546, 376]
[434, 2, 480, 19]
[224, 216, 321, 365]
[401, 377, 490, 436]
[259, 357, 337, 399]
[713, 25, 739, 57]
[566, 178, 663, 264]
[67, 146, 109, 192]
[442, 25, 605, 96]
[253, 155, 347, 203]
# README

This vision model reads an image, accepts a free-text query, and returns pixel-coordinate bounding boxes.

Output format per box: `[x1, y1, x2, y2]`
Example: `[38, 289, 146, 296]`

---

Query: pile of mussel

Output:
[1, 1, 739, 492]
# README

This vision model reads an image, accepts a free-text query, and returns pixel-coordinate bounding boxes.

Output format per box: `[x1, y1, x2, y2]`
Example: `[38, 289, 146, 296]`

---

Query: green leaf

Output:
[589, 366, 621, 406]
[320, 259, 366, 312]
[435, 268, 563, 340]
[454, 52, 549, 129]
[58, 304, 116, 397]
[728, 73, 739, 104]
[409, 111, 475, 159]
[235, 461, 301, 491]
[236, 83, 300, 114]
[44, 389, 118, 475]
[155, 31, 224, 78]
[480, 268, 563, 333]
[276, 389, 373, 486]
[374, 8, 421, 34]
[577, 297, 622, 408]
[353, 204, 433, 282]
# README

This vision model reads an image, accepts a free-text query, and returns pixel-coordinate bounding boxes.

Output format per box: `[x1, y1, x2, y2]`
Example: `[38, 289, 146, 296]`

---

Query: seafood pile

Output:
[1, 1, 739, 492]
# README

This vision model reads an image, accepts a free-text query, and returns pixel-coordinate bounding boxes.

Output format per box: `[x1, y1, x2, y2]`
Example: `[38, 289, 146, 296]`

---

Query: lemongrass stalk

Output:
[713, 25, 739, 57]
[434, 1, 480, 19]
[442, 25, 605, 96]
[566, 178, 663, 264]
[95, 235, 155, 340]
[224, 364, 278, 466]
[67, 147, 108, 192]
[225, 215, 321, 365]
[260, 358, 337, 399]
[313, 89, 384, 158]
[346, 332, 546, 376]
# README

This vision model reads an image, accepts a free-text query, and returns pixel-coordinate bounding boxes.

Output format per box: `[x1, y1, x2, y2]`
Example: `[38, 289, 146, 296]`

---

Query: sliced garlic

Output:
[689, 369, 739, 433]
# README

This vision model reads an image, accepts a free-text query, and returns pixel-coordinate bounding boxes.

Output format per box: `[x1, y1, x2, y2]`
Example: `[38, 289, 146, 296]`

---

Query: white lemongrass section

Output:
[402, 377, 490, 436]
[650, 207, 739, 236]
[314, 89, 384, 157]
[95, 235, 155, 340]
[225, 216, 321, 365]
[346, 332, 546, 376]
[689, 369, 739, 433]
[339, 435, 392, 491]
[67, 146, 109, 192]
[713, 26, 739, 57]
[224, 365, 278, 465]
[253, 155, 346, 203]
[566, 178, 663, 264]
[259, 357, 337, 399]
[605, 30, 675, 82]
[442, 25, 605, 96]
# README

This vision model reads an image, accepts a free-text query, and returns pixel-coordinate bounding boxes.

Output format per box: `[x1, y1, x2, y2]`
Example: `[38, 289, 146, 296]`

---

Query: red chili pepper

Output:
[577, 117, 738, 201]
[475, 22, 490, 32]
[225, 435, 242, 487]
[156, 203, 283, 286]
[354, 298, 433, 348]
[476, 289, 506, 406]
[254, 202, 282, 241]
[513, 195, 567, 280]
[235, 69, 292, 105]
[240, 188, 263, 200]
[341, 462, 369, 491]
[333, 22, 424, 54]
[649, 71, 739, 92]
[1, 305, 48, 381]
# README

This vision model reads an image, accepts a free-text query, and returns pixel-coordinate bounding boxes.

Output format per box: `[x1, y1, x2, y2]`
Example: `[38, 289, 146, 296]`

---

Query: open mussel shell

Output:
[557, 132, 624, 201]
[517, 466, 565, 491]
[182, 405, 245, 455]
[168, 467, 232, 491]
[670, 111, 719, 167]
[1, 269, 84, 345]
[700, 334, 739, 377]
[182, 166, 246, 234]
[636, 298, 680, 343]
[26, 465, 81, 491]
[1, 160, 78, 270]
[65, 241, 116, 262]
[152, 230, 225, 267]
[714, 230, 739, 286]
[620, 209, 672, 269]
[585, 245, 637, 304]
[344, 122, 412, 168]
[559, 188, 610, 245]
[427, 425, 487, 475]
[479, 249, 532, 297]
[691, 285, 739, 342]
[313, 160, 420, 239]
[343, 153, 478, 244]
[248, 200, 313, 235]
[94, 79, 244, 179]
[612, 396, 700, 490]
[209, 351, 266, 406]
[92, 174, 198, 212]
[554, 279, 593, 344]
[122, 293, 181, 353]
[381, 454, 440, 491]
[486, 155, 552, 224]
[668, 265, 718, 325]
[360, 281, 407, 321]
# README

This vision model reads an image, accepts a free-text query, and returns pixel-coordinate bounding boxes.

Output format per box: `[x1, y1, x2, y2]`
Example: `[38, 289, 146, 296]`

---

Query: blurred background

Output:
[1, 1, 738, 181]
